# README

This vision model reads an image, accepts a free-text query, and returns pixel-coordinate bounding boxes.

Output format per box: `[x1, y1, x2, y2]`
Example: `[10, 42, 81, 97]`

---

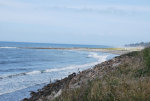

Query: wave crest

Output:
[88, 52, 108, 62]
[0, 53, 108, 80]
[0, 47, 17, 49]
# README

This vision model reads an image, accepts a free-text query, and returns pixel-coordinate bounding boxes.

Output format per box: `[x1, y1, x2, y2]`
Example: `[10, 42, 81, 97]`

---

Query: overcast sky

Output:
[0, 0, 150, 46]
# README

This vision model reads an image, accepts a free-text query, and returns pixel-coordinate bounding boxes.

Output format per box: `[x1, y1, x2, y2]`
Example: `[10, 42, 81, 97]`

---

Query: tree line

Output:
[125, 42, 150, 47]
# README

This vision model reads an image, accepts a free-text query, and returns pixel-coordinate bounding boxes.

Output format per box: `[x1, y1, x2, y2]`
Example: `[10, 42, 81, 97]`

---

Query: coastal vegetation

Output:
[24, 47, 150, 101]
[53, 47, 150, 101]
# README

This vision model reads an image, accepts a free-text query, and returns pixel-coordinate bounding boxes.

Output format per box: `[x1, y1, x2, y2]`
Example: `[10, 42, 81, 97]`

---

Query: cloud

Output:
[1, 0, 150, 15]
[0, 0, 150, 25]
[53, 5, 150, 16]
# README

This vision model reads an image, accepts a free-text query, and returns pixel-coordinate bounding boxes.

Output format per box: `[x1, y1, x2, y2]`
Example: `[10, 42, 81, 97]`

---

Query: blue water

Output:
[0, 42, 117, 101]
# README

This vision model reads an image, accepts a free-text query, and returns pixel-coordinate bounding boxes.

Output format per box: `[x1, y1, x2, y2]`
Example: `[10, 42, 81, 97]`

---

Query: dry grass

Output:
[53, 47, 150, 101]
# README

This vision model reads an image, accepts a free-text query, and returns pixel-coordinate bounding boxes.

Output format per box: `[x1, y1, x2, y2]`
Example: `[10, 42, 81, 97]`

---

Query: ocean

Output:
[0, 41, 117, 101]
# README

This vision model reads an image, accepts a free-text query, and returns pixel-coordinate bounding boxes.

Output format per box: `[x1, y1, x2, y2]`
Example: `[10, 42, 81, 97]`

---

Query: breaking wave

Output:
[0, 52, 108, 96]
[0, 52, 107, 79]
[0, 47, 17, 49]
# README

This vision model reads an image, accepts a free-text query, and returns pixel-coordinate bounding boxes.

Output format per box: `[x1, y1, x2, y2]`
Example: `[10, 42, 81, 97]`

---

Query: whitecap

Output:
[0, 47, 17, 49]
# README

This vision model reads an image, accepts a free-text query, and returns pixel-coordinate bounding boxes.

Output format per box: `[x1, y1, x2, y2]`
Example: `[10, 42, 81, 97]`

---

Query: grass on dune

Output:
[53, 47, 150, 101]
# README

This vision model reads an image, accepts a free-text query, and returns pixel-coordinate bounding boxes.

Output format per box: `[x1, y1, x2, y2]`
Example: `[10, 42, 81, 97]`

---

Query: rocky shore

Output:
[23, 52, 133, 101]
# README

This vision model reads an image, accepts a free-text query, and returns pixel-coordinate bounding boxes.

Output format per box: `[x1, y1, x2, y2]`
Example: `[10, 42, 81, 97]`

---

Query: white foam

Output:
[88, 52, 108, 62]
[88, 52, 100, 58]
[0, 47, 17, 49]
[0, 52, 108, 79]
[0, 82, 44, 96]
[26, 71, 41, 75]
[45, 64, 91, 73]
[0, 86, 28, 95]
[45, 53, 108, 73]
[0, 52, 109, 96]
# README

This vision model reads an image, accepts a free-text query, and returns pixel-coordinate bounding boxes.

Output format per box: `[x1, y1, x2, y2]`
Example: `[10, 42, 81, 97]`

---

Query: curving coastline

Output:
[23, 47, 144, 101]
[0, 46, 142, 55]
[7, 47, 142, 55]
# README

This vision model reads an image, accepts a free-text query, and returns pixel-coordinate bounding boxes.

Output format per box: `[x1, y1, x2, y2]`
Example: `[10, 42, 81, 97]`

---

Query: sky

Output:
[0, 0, 150, 46]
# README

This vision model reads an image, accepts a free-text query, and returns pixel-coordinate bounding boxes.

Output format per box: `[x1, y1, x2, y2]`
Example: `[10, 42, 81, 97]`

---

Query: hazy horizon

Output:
[0, 41, 114, 47]
[0, 0, 150, 46]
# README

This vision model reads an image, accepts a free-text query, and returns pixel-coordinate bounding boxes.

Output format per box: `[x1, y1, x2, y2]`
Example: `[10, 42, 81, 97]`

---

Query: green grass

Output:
[143, 48, 150, 68]
[53, 47, 150, 101]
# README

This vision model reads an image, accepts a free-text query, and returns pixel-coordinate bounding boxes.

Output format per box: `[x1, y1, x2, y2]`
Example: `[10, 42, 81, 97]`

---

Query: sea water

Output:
[0, 41, 117, 101]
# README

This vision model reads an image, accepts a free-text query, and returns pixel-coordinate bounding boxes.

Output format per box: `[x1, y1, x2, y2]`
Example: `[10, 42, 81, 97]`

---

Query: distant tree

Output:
[125, 42, 150, 47]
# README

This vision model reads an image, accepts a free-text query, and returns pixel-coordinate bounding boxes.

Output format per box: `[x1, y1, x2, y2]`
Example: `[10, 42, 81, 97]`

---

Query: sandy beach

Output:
[20, 47, 144, 55]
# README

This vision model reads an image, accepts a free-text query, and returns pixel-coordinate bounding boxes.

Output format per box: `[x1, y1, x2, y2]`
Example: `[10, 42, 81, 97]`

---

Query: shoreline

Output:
[20, 47, 143, 55]
[23, 47, 143, 101]
[0, 47, 120, 101]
